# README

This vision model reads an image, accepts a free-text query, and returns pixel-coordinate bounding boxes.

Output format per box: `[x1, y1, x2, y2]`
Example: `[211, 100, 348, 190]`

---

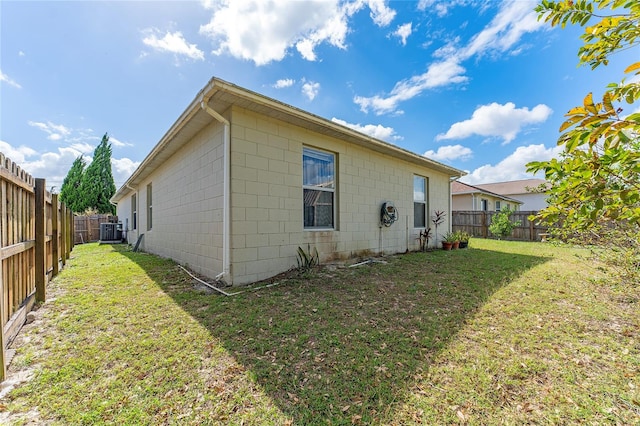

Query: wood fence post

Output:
[0, 158, 5, 381]
[51, 194, 59, 277]
[0, 249, 6, 382]
[35, 178, 46, 303]
[60, 204, 67, 266]
[72, 211, 75, 250]
[67, 208, 73, 256]
[482, 211, 488, 238]
[529, 213, 535, 241]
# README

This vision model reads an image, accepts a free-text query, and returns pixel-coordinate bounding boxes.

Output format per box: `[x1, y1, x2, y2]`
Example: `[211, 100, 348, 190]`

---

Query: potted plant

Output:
[442, 231, 458, 250]
[457, 231, 470, 249]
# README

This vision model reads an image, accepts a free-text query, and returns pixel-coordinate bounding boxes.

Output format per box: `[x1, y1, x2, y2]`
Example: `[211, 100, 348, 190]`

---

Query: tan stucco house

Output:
[111, 77, 465, 285]
[474, 179, 548, 211]
[452, 181, 522, 212]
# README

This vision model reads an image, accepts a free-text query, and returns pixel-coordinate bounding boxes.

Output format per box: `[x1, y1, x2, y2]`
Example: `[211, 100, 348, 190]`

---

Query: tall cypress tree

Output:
[59, 155, 86, 213]
[80, 133, 116, 214]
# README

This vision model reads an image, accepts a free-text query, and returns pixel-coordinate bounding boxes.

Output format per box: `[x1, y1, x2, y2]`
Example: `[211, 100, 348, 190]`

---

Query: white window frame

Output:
[131, 193, 137, 230]
[146, 183, 153, 231]
[495, 200, 501, 212]
[413, 175, 427, 228]
[303, 147, 336, 230]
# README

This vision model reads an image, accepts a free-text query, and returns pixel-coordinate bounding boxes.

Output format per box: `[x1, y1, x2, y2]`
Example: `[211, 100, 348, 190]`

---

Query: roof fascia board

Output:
[113, 76, 466, 203]
[211, 78, 465, 177]
[453, 184, 523, 204]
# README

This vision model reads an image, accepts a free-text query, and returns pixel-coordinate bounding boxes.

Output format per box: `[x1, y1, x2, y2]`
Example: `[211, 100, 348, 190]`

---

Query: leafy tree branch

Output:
[527, 0, 639, 282]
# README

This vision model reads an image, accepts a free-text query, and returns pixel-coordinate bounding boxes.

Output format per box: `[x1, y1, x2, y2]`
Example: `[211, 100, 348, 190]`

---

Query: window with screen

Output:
[303, 147, 335, 229]
[131, 193, 137, 230]
[414, 175, 427, 228]
[146, 183, 153, 231]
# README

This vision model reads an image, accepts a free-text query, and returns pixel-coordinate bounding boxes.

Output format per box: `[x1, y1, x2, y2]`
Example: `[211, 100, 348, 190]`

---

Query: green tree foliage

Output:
[526, 0, 639, 281]
[59, 155, 86, 213]
[79, 133, 116, 214]
[489, 208, 521, 239]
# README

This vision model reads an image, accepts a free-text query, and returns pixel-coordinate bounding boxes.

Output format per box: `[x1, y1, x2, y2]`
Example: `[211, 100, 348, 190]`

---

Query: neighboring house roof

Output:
[474, 178, 548, 196]
[451, 181, 523, 204]
[112, 77, 465, 203]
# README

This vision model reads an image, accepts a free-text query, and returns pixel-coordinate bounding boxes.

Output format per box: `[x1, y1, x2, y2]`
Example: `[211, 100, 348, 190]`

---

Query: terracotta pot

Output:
[442, 241, 453, 250]
[452, 241, 460, 249]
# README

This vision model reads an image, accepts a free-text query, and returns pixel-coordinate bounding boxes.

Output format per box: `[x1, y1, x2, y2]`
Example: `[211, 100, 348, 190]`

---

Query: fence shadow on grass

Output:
[119, 245, 550, 424]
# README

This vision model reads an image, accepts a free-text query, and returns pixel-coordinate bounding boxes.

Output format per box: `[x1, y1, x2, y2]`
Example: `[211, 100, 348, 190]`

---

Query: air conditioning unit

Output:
[99, 222, 123, 242]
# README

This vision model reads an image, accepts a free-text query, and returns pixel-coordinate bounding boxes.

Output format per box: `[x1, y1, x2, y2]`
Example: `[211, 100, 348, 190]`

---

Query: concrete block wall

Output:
[229, 106, 453, 285]
[131, 120, 226, 279]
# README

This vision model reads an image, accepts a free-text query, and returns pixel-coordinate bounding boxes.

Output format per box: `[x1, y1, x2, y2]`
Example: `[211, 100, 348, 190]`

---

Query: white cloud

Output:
[436, 102, 553, 143]
[18, 51, 25, 57]
[0, 70, 22, 89]
[142, 30, 205, 61]
[393, 22, 413, 46]
[199, 0, 396, 65]
[1, 139, 139, 190]
[0, 140, 38, 164]
[273, 78, 295, 89]
[417, 0, 435, 11]
[354, 0, 545, 115]
[200, 1, 342, 65]
[112, 157, 141, 183]
[354, 57, 467, 115]
[331, 117, 402, 142]
[28, 121, 72, 141]
[462, 1, 545, 59]
[108, 136, 134, 148]
[19, 148, 88, 190]
[424, 144, 472, 162]
[367, 0, 396, 26]
[460, 144, 562, 184]
[302, 81, 320, 101]
[417, 0, 459, 17]
[0, 141, 91, 189]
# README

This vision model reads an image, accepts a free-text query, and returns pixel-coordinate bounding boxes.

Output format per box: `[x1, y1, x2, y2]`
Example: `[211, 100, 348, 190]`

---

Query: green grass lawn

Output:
[2, 239, 639, 425]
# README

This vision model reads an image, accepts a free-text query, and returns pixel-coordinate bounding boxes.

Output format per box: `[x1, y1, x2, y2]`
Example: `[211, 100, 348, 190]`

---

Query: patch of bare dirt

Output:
[0, 281, 66, 425]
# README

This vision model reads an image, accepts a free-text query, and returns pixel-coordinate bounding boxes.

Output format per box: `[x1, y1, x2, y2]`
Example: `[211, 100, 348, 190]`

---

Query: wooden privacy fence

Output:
[452, 210, 547, 242]
[74, 214, 117, 244]
[0, 153, 74, 381]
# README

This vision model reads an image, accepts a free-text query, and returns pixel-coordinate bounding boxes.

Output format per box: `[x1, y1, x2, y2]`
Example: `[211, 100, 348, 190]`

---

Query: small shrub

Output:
[296, 245, 319, 272]
[489, 208, 521, 239]
[417, 228, 432, 251]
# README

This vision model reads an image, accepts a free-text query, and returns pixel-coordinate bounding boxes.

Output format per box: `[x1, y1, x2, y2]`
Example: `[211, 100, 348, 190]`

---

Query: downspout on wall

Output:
[124, 183, 137, 242]
[449, 176, 460, 233]
[200, 99, 231, 284]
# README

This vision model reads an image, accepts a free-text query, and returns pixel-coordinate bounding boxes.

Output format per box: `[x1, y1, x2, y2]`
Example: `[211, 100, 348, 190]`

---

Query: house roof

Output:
[112, 77, 466, 203]
[474, 178, 548, 196]
[451, 181, 523, 204]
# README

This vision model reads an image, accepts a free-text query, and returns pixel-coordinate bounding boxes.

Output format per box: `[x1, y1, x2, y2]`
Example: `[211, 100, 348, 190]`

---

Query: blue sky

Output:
[0, 0, 633, 191]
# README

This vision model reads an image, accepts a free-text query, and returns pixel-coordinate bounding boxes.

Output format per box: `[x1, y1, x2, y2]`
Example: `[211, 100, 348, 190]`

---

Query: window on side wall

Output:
[303, 147, 335, 229]
[131, 193, 137, 230]
[495, 200, 501, 211]
[146, 183, 153, 231]
[413, 175, 427, 228]
[481, 199, 488, 211]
